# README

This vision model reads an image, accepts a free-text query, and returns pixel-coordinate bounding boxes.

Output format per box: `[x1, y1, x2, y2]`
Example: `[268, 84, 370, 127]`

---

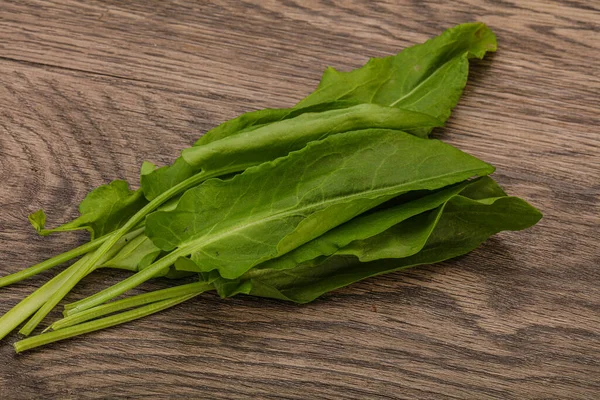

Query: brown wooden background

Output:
[1, 1, 598, 398]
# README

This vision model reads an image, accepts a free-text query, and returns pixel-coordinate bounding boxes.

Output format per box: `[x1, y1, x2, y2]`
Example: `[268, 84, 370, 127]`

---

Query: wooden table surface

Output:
[1, 1, 598, 398]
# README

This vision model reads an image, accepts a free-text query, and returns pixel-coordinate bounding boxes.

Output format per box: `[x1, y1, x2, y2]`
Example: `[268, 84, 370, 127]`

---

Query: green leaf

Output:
[142, 23, 495, 202]
[27, 210, 47, 233]
[174, 179, 478, 277]
[141, 157, 196, 201]
[253, 179, 477, 272]
[193, 101, 355, 147]
[332, 179, 511, 262]
[29, 180, 147, 239]
[140, 161, 157, 176]
[101, 234, 162, 272]
[174, 257, 217, 283]
[146, 128, 493, 279]
[297, 22, 496, 127]
[215, 186, 541, 303]
[143, 105, 441, 202]
[141, 102, 353, 200]
[182, 104, 442, 172]
[195, 22, 495, 148]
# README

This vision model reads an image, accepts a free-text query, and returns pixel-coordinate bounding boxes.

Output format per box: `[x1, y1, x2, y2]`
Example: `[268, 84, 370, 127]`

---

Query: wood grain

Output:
[0, 0, 598, 398]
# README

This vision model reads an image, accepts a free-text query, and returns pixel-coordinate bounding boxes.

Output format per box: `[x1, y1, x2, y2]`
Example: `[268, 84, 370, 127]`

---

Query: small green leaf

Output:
[28, 209, 47, 233]
[102, 234, 162, 272]
[29, 180, 147, 239]
[141, 157, 196, 201]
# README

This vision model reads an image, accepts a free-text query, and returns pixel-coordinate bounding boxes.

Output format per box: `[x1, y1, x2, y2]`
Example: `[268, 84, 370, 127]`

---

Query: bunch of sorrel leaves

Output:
[0, 23, 541, 352]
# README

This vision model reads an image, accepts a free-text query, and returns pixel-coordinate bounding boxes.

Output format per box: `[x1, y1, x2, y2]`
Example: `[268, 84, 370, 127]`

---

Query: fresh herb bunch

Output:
[0, 23, 541, 353]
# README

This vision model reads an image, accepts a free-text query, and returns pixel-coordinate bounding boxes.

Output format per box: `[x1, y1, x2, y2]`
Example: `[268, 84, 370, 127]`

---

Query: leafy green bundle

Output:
[0, 23, 541, 353]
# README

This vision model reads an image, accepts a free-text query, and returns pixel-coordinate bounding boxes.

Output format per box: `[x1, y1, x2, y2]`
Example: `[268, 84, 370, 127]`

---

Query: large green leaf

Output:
[177, 180, 483, 274]
[141, 23, 496, 201]
[297, 22, 496, 125]
[181, 105, 441, 173]
[250, 179, 487, 272]
[146, 129, 493, 279]
[142, 105, 440, 201]
[212, 182, 541, 303]
[195, 22, 496, 148]
[141, 102, 353, 200]
[28, 180, 147, 239]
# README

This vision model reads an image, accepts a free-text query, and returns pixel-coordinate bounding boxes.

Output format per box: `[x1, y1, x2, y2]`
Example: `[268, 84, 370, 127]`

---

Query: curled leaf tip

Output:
[141, 161, 157, 176]
[467, 22, 497, 58]
[28, 209, 47, 235]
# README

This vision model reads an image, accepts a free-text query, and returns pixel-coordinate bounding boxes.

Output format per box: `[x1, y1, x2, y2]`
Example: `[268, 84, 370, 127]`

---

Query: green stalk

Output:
[53, 282, 210, 330]
[14, 293, 201, 353]
[0, 255, 90, 341]
[63, 250, 184, 315]
[0, 232, 113, 288]
[17, 227, 146, 337]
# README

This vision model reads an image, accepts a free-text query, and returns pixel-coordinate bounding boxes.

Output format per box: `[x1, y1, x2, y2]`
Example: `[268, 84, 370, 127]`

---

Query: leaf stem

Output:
[17, 227, 146, 337]
[63, 250, 184, 315]
[0, 232, 113, 288]
[14, 293, 200, 353]
[53, 282, 211, 330]
[0, 255, 89, 341]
